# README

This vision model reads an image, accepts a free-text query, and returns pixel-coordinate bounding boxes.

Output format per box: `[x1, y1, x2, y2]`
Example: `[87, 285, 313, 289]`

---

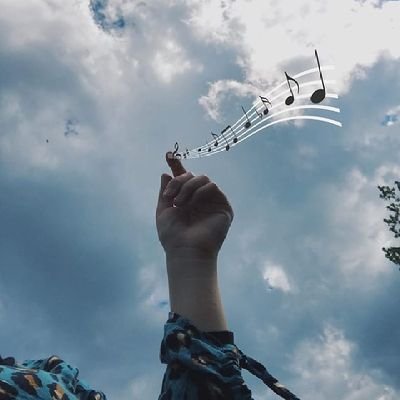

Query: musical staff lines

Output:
[169, 50, 342, 160]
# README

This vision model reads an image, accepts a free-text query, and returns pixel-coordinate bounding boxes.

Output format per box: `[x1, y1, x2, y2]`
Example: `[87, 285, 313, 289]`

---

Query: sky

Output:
[0, 0, 399, 399]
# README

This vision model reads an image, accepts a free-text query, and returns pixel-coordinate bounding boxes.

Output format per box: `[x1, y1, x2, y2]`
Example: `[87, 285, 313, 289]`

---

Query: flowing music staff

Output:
[169, 50, 342, 160]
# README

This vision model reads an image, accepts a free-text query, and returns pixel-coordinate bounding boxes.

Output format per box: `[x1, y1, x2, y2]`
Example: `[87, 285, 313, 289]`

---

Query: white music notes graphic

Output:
[171, 49, 342, 159]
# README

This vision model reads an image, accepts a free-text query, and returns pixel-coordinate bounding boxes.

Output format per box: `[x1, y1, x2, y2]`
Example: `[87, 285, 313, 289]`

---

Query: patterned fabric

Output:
[1, 313, 301, 400]
[159, 312, 301, 400]
[0, 354, 106, 400]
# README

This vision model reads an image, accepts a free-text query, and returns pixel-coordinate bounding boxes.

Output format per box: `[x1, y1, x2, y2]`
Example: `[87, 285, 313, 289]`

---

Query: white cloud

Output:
[187, 0, 400, 120]
[135, 262, 170, 327]
[291, 324, 399, 400]
[262, 262, 293, 293]
[198, 80, 262, 122]
[305, 163, 400, 288]
[1, 2, 399, 398]
[182, 0, 245, 46]
[152, 38, 202, 83]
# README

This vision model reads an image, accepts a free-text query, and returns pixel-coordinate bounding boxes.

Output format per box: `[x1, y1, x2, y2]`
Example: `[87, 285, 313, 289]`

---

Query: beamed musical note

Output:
[259, 96, 271, 115]
[220, 131, 230, 151]
[221, 125, 238, 144]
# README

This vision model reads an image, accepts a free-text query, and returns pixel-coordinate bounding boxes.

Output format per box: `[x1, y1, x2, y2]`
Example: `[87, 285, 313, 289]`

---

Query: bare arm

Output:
[166, 252, 228, 332]
[156, 152, 234, 332]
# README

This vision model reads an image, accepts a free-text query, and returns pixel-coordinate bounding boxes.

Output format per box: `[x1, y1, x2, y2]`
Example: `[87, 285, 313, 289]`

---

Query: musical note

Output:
[210, 131, 230, 151]
[284, 72, 300, 106]
[310, 49, 326, 104]
[241, 106, 252, 129]
[172, 142, 181, 159]
[198, 140, 212, 153]
[220, 131, 230, 151]
[211, 132, 219, 147]
[221, 125, 238, 144]
[259, 96, 271, 115]
[176, 49, 341, 161]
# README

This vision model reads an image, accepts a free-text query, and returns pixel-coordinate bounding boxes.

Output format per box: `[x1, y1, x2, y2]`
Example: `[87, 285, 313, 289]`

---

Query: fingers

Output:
[166, 151, 186, 177]
[173, 175, 210, 206]
[163, 171, 195, 200]
[190, 182, 234, 222]
[156, 173, 173, 218]
[164, 173, 234, 222]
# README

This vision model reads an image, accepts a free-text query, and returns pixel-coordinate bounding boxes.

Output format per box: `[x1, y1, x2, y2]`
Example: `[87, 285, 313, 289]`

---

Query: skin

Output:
[155, 151, 234, 331]
[156, 152, 234, 259]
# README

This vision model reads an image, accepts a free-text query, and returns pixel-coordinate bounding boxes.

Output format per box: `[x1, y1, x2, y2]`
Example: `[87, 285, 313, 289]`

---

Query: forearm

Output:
[166, 252, 228, 332]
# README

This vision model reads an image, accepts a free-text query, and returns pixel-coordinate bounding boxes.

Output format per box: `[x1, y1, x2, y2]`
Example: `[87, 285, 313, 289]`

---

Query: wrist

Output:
[165, 253, 227, 332]
[166, 251, 217, 281]
[166, 247, 218, 262]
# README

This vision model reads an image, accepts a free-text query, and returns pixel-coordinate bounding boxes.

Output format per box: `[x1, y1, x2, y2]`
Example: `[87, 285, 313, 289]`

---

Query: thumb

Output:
[166, 151, 187, 177]
[156, 173, 173, 218]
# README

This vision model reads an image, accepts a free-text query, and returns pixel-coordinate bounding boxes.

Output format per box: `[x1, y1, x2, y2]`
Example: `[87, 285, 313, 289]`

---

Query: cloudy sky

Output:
[1, 0, 399, 399]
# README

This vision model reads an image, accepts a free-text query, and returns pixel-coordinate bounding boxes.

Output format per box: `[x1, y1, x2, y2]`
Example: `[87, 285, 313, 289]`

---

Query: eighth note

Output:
[241, 106, 252, 129]
[259, 96, 271, 115]
[211, 132, 219, 147]
[284, 72, 300, 106]
[310, 49, 326, 104]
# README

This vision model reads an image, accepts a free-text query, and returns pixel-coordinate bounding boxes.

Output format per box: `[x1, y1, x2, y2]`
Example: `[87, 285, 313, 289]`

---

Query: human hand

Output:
[156, 152, 234, 259]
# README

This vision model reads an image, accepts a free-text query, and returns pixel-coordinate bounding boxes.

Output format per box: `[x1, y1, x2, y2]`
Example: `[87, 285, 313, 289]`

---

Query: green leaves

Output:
[378, 181, 400, 270]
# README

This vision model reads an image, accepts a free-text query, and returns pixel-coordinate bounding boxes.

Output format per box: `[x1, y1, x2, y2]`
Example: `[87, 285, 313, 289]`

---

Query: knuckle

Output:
[177, 172, 193, 183]
[200, 174, 210, 182]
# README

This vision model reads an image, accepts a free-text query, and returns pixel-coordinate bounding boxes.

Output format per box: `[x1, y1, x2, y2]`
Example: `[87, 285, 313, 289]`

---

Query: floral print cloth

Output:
[159, 312, 301, 400]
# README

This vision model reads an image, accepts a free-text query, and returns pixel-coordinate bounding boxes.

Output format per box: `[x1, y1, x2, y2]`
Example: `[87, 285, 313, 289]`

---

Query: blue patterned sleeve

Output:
[158, 312, 302, 400]
[0, 354, 107, 400]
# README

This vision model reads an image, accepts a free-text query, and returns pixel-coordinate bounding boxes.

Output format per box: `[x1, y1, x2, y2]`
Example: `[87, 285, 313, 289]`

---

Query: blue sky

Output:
[0, 0, 399, 399]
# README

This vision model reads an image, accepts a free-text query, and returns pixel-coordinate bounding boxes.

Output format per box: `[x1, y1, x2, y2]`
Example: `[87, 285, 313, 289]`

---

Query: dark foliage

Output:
[377, 180, 400, 269]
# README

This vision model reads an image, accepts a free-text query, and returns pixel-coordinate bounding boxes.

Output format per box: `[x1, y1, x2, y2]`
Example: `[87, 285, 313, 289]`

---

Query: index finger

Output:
[166, 151, 187, 177]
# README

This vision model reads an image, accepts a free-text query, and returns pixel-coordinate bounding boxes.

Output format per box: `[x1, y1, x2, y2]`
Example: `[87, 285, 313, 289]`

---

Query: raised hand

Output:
[156, 152, 234, 259]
